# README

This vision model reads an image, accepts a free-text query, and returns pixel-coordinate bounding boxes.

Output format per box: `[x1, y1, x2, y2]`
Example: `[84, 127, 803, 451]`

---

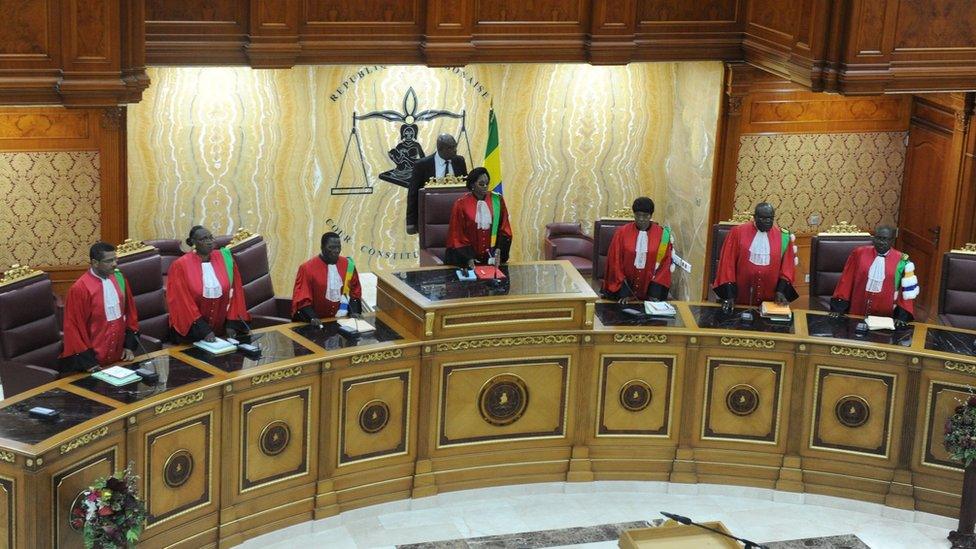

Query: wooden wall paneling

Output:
[145, 0, 250, 65]
[120, 0, 149, 103]
[246, 0, 301, 68]
[58, 0, 124, 106]
[298, 0, 425, 64]
[632, 0, 744, 62]
[587, 0, 636, 64]
[423, 0, 476, 66]
[0, 0, 62, 104]
[466, 0, 591, 63]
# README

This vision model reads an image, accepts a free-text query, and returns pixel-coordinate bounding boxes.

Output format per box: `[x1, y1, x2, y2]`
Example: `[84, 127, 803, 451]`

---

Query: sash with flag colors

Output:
[484, 107, 503, 194]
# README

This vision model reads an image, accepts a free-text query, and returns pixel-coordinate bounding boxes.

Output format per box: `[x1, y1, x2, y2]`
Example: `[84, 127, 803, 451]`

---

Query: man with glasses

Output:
[829, 225, 918, 326]
[601, 197, 675, 303]
[60, 242, 140, 372]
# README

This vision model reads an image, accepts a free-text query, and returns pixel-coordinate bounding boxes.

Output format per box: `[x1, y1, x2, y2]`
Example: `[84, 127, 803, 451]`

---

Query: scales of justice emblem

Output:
[332, 87, 474, 195]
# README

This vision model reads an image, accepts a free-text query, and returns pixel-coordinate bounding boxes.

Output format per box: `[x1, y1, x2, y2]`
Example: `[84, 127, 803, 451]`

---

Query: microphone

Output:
[741, 275, 756, 322]
[659, 511, 768, 548]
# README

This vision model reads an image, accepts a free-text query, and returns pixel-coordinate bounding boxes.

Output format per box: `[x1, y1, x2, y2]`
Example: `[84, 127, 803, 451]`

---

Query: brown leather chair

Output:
[545, 222, 593, 276]
[144, 238, 183, 279]
[214, 234, 233, 249]
[0, 267, 61, 397]
[227, 230, 291, 327]
[115, 240, 169, 349]
[808, 232, 874, 311]
[939, 248, 976, 329]
[418, 185, 469, 266]
[591, 218, 630, 282]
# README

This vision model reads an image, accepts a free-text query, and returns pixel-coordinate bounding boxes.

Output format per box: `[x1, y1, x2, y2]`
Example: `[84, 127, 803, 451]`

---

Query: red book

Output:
[474, 266, 506, 279]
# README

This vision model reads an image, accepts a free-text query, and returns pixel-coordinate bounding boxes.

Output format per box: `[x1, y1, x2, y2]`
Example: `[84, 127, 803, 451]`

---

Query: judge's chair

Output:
[544, 223, 593, 277]
[938, 245, 976, 329]
[706, 213, 752, 300]
[115, 240, 169, 350]
[808, 223, 874, 311]
[591, 211, 632, 283]
[418, 182, 468, 266]
[227, 229, 292, 327]
[144, 238, 183, 279]
[0, 266, 61, 397]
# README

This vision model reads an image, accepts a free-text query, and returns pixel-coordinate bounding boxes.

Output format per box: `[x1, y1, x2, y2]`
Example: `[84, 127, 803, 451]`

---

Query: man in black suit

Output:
[406, 133, 468, 235]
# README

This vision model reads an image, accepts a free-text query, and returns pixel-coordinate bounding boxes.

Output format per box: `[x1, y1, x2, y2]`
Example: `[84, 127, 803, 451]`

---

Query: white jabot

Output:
[200, 262, 223, 299]
[435, 153, 454, 178]
[748, 230, 771, 266]
[866, 253, 887, 293]
[634, 230, 649, 269]
[96, 271, 122, 321]
[326, 263, 342, 302]
[475, 198, 492, 230]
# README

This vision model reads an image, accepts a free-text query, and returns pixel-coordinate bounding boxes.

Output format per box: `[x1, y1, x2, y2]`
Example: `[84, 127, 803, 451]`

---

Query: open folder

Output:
[474, 265, 506, 279]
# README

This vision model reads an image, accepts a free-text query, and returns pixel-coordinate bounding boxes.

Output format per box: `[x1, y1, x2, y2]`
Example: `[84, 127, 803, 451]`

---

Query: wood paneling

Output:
[145, 0, 249, 65]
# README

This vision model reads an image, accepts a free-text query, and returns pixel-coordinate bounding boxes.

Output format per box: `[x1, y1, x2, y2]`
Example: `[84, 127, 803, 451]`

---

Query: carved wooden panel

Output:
[597, 355, 675, 437]
[67, 0, 114, 62]
[637, 0, 737, 23]
[741, 93, 911, 134]
[476, 0, 585, 23]
[338, 370, 410, 465]
[0, 475, 11, 549]
[52, 448, 116, 549]
[810, 365, 896, 457]
[438, 356, 569, 447]
[240, 388, 311, 491]
[701, 358, 784, 444]
[747, 0, 798, 39]
[894, 0, 976, 50]
[0, 0, 55, 60]
[305, 0, 419, 23]
[145, 0, 249, 65]
[146, 0, 241, 22]
[0, 111, 92, 143]
[145, 413, 213, 528]
[921, 380, 969, 471]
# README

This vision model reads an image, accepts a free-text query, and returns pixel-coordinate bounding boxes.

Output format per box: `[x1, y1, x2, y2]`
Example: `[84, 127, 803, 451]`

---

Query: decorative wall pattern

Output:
[128, 64, 722, 296]
[0, 151, 101, 267]
[733, 132, 907, 233]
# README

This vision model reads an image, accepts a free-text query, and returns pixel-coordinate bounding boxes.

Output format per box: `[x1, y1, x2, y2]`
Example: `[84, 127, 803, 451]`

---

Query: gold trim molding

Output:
[721, 211, 753, 224]
[951, 243, 976, 255]
[155, 391, 205, 415]
[425, 174, 466, 187]
[818, 221, 870, 235]
[0, 450, 14, 463]
[720, 336, 774, 349]
[115, 238, 154, 257]
[350, 349, 403, 365]
[251, 365, 303, 386]
[613, 333, 667, 344]
[605, 208, 634, 220]
[585, 303, 594, 327]
[945, 360, 976, 376]
[0, 264, 43, 287]
[829, 345, 887, 361]
[228, 228, 260, 248]
[435, 335, 578, 352]
[60, 426, 110, 455]
[424, 312, 435, 337]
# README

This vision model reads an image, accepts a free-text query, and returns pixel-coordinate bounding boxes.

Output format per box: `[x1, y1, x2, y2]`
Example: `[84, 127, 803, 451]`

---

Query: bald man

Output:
[406, 133, 468, 235]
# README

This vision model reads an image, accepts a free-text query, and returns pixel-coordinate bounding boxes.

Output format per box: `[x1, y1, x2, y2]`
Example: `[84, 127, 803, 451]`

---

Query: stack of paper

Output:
[760, 301, 792, 321]
[337, 318, 375, 334]
[644, 301, 676, 317]
[193, 337, 237, 355]
[865, 315, 895, 330]
[92, 366, 140, 386]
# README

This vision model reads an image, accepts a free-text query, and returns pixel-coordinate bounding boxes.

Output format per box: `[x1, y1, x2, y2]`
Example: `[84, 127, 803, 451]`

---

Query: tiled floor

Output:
[236, 481, 956, 548]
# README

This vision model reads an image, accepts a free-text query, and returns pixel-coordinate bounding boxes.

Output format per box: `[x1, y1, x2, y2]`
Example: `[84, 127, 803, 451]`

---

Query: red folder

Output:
[474, 266, 506, 279]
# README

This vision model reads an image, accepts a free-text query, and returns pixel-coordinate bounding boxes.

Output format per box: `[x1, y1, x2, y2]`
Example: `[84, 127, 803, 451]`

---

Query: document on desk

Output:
[865, 315, 895, 331]
[474, 266, 506, 279]
[337, 318, 375, 334]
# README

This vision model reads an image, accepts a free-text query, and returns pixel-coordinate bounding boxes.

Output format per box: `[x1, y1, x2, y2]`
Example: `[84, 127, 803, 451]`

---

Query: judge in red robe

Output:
[292, 231, 363, 327]
[60, 242, 140, 372]
[712, 202, 798, 311]
[167, 225, 251, 342]
[829, 225, 918, 324]
[601, 197, 674, 302]
[445, 167, 513, 269]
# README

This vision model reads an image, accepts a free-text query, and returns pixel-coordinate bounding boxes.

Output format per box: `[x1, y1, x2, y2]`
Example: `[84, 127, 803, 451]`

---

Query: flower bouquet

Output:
[71, 465, 147, 548]
[945, 394, 976, 467]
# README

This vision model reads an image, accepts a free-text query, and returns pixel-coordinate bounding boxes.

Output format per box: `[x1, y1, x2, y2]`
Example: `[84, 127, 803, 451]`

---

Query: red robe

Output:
[445, 192, 513, 264]
[291, 255, 362, 319]
[831, 245, 916, 319]
[60, 270, 139, 366]
[602, 222, 673, 300]
[713, 222, 797, 305]
[166, 250, 250, 337]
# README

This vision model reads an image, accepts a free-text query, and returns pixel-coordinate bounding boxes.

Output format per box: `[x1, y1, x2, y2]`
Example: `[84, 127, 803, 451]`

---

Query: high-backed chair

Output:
[808, 223, 873, 311]
[227, 229, 291, 327]
[545, 222, 593, 276]
[418, 182, 468, 266]
[591, 211, 631, 282]
[939, 245, 976, 329]
[704, 213, 753, 300]
[115, 239, 169, 349]
[0, 266, 61, 397]
[214, 234, 233, 249]
[144, 238, 183, 279]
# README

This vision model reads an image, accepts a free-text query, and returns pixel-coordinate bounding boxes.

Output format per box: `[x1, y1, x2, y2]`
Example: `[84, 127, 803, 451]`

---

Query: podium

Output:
[619, 520, 742, 548]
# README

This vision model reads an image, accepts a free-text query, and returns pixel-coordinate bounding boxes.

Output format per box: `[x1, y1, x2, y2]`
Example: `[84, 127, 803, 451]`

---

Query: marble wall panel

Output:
[128, 63, 722, 293]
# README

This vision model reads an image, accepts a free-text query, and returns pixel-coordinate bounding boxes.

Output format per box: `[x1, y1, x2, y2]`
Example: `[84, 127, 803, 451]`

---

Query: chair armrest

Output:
[138, 334, 164, 353]
[274, 297, 293, 319]
[544, 238, 557, 260]
[0, 360, 60, 399]
[249, 315, 290, 329]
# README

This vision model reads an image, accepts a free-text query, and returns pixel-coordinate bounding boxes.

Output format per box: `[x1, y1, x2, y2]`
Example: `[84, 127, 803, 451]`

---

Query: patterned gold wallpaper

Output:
[733, 132, 907, 233]
[128, 64, 722, 297]
[0, 152, 101, 267]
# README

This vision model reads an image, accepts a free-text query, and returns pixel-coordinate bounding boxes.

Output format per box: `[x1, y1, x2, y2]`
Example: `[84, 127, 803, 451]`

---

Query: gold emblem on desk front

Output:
[702, 359, 783, 444]
[835, 395, 870, 427]
[259, 421, 291, 456]
[479, 374, 529, 426]
[726, 384, 760, 416]
[163, 450, 194, 488]
[619, 380, 653, 412]
[810, 366, 895, 458]
[358, 400, 391, 434]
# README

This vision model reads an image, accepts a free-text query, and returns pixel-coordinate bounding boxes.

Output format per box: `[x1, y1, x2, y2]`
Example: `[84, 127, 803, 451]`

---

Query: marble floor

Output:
[236, 481, 956, 548]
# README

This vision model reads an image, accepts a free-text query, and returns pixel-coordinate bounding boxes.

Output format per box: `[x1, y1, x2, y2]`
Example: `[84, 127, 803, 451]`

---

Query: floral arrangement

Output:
[945, 394, 976, 467]
[70, 465, 147, 548]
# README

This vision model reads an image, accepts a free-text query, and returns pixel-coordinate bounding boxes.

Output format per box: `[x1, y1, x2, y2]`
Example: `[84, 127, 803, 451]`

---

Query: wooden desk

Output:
[0, 262, 973, 547]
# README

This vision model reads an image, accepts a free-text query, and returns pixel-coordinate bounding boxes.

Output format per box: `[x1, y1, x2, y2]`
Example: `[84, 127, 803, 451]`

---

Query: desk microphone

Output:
[660, 512, 768, 548]
[741, 280, 755, 322]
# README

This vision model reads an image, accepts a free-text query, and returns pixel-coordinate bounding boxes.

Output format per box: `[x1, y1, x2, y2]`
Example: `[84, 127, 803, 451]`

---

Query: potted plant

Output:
[945, 395, 976, 549]
[71, 464, 147, 548]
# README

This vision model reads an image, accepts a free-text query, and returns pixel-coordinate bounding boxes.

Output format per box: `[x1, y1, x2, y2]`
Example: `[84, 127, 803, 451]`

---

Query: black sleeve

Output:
[60, 349, 99, 373]
[349, 298, 363, 316]
[124, 330, 140, 352]
[646, 282, 669, 301]
[713, 282, 737, 301]
[496, 234, 512, 264]
[829, 297, 850, 314]
[775, 278, 800, 302]
[294, 305, 317, 322]
[188, 317, 214, 341]
[445, 245, 477, 268]
[893, 305, 914, 323]
[600, 282, 631, 301]
[225, 319, 249, 335]
[456, 156, 468, 176]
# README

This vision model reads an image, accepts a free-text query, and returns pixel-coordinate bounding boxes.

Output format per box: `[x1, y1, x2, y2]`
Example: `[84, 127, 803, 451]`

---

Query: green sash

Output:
[893, 254, 910, 291]
[655, 226, 671, 269]
[780, 229, 790, 259]
[341, 257, 356, 296]
[490, 193, 502, 248]
[219, 247, 234, 283]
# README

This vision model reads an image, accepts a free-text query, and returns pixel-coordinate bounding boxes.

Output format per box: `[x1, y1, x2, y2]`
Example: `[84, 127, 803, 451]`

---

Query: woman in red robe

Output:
[444, 167, 513, 269]
[601, 197, 674, 302]
[166, 225, 251, 342]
